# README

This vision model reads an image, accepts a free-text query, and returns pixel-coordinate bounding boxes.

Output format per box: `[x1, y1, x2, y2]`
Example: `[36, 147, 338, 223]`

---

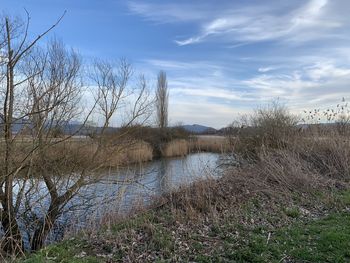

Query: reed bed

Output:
[189, 135, 229, 153]
[161, 139, 189, 157]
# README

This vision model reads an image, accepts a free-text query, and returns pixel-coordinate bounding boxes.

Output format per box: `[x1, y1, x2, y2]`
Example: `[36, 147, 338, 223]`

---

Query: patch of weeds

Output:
[110, 211, 155, 233]
[209, 224, 222, 237]
[284, 207, 300, 218]
[150, 226, 174, 253]
[225, 233, 269, 262]
[251, 197, 262, 208]
[194, 254, 214, 263]
[339, 189, 350, 206]
[20, 239, 101, 263]
[192, 241, 204, 251]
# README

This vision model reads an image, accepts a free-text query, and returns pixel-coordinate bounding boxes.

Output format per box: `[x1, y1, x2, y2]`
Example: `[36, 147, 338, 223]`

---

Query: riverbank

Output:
[19, 194, 350, 262]
[0, 135, 228, 174]
[16, 136, 350, 262]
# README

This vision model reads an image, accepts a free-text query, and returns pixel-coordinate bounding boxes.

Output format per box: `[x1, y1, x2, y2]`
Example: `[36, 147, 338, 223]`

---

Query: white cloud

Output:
[129, 1, 350, 126]
[305, 62, 350, 81]
[258, 67, 276, 73]
[144, 59, 221, 71]
[126, 1, 209, 23]
[175, 0, 344, 45]
[141, 55, 350, 126]
[171, 87, 253, 102]
[244, 62, 350, 109]
[175, 36, 204, 46]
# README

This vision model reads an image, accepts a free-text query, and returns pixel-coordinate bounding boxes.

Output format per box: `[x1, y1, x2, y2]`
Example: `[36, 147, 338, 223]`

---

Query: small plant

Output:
[284, 207, 300, 218]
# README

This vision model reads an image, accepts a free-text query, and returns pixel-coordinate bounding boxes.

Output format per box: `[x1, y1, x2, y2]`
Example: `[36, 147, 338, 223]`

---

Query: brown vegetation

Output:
[189, 135, 229, 153]
[161, 139, 188, 157]
[46, 126, 350, 262]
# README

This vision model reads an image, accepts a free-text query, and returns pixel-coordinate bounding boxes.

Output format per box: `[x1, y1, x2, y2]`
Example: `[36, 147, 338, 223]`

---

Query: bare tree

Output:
[0, 13, 152, 256]
[155, 70, 168, 129]
[0, 11, 66, 254]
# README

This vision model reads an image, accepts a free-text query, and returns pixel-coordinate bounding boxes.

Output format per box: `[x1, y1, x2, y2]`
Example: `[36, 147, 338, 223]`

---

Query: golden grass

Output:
[161, 139, 188, 157]
[189, 135, 229, 153]
[0, 135, 229, 173]
[109, 141, 153, 166]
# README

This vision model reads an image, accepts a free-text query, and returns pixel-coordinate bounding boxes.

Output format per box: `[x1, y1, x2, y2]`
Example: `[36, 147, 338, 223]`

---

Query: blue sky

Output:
[2, 0, 350, 128]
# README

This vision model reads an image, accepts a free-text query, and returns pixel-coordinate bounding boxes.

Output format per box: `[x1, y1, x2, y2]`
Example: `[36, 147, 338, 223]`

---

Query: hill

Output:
[181, 124, 217, 134]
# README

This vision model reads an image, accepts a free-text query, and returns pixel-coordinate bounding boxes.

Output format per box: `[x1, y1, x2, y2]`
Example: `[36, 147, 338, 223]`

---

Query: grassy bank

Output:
[16, 135, 350, 262]
[18, 189, 350, 263]
[10, 104, 350, 262]
[21, 212, 350, 263]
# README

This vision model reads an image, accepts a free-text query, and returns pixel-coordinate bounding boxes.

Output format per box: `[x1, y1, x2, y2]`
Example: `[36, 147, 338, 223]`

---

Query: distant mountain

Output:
[181, 124, 217, 134]
[63, 123, 119, 135]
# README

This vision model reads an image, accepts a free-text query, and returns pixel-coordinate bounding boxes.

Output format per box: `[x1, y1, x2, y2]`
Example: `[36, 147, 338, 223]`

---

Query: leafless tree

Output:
[155, 70, 168, 129]
[0, 11, 67, 254]
[91, 59, 152, 139]
[0, 12, 152, 256]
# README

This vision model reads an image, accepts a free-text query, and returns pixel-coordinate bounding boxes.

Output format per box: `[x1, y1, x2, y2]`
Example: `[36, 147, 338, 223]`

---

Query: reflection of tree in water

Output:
[18, 154, 220, 247]
[157, 159, 170, 194]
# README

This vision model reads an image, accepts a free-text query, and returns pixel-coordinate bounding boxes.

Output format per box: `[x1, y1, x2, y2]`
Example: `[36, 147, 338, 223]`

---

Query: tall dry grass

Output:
[0, 138, 154, 174]
[189, 135, 229, 153]
[0, 135, 229, 175]
[160, 136, 229, 157]
[163, 136, 350, 218]
[161, 139, 188, 157]
[108, 140, 153, 166]
[164, 102, 350, 217]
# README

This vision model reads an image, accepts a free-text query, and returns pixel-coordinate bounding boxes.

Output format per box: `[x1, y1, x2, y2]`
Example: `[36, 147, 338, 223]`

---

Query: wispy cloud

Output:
[258, 67, 276, 73]
[126, 1, 209, 23]
[141, 56, 350, 127]
[176, 0, 343, 45]
[128, 0, 348, 47]
[129, 1, 350, 127]
[171, 87, 254, 102]
[144, 59, 221, 71]
[244, 61, 350, 109]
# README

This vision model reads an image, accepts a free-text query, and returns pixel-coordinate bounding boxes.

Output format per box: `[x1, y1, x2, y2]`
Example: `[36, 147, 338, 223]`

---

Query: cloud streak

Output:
[129, 1, 350, 127]
[176, 0, 344, 45]
[127, 1, 210, 23]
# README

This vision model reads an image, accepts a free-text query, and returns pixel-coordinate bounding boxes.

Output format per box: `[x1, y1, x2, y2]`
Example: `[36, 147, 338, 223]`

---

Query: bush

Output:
[232, 101, 298, 159]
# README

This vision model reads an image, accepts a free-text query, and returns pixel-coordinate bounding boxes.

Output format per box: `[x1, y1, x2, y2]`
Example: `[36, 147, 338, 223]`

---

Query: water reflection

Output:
[10, 152, 222, 246]
[62, 153, 221, 229]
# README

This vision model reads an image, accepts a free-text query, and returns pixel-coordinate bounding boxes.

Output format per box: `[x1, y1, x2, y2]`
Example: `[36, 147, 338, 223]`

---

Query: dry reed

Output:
[189, 135, 229, 153]
[161, 139, 189, 157]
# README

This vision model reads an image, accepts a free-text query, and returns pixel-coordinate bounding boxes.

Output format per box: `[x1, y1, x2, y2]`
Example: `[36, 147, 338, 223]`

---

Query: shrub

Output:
[232, 101, 298, 159]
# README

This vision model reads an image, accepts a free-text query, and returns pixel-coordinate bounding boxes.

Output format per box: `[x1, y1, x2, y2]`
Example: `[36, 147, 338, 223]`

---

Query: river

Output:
[19, 152, 224, 245]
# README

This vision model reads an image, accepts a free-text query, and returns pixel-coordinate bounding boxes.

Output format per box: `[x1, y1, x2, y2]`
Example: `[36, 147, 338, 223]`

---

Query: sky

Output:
[2, 0, 350, 128]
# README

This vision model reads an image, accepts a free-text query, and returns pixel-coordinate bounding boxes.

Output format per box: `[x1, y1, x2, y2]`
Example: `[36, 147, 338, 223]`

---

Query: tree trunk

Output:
[0, 209, 24, 255]
[30, 204, 59, 251]
[0, 18, 24, 255]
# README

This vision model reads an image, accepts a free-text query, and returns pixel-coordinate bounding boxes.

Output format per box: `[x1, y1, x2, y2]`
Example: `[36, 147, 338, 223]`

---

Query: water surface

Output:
[55, 152, 223, 238]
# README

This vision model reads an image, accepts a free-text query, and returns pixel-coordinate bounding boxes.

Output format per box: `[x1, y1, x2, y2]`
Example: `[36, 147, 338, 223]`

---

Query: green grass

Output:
[19, 239, 102, 263]
[339, 190, 350, 206]
[283, 207, 300, 218]
[224, 212, 350, 262]
[23, 212, 350, 263]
